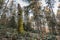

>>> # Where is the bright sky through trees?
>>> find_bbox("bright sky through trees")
[6,0,59,15]
[16,0,59,15]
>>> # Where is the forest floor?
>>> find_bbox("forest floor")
[0,25,59,40]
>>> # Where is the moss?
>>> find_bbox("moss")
[18,4,25,34]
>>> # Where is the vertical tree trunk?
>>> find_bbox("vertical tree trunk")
[18,4,25,34]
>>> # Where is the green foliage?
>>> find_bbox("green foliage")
[0,0,4,9]
[24,22,33,32]
[0,0,3,4]
[7,16,17,28]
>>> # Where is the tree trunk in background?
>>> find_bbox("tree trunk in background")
[18,4,25,34]
[45,0,56,35]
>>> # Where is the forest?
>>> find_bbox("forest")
[0,0,60,40]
